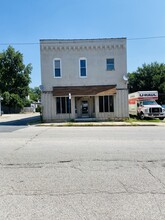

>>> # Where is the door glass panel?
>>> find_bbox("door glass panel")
[82,101,88,115]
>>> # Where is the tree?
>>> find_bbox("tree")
[128,62,165,103]
[29,87,41,102]
[0,46,32,112]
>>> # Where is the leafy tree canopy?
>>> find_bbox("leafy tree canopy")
[0,46,32,111]
[29,87,41,102]
[128,62,165,103]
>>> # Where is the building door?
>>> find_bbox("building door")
[81,101,89,117]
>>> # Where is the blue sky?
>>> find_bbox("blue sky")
[0,0,165,88]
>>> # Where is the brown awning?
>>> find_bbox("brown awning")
[53,85,116,96]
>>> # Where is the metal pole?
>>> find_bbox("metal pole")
[69,99,70,120]
[69,93,71,120]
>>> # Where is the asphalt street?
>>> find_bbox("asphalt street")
[0,117,165,219]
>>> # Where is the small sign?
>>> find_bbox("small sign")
[69,93,71,100]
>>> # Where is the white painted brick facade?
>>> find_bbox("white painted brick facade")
[40,38,128,121]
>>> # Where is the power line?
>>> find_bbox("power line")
[127,36,165,41]
[0,36,165,46]
[0,42,39,46]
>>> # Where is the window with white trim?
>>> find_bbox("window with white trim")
[54,59,61,77]
[106,58,115,71]
[79,58,87,77]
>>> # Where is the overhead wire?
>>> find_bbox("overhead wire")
[0,36,165,46]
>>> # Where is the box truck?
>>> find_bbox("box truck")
[128,91,165,120]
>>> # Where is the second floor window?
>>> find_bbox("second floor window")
[79,58,87,77]
[54,59,61,77]
[106,58,115,71]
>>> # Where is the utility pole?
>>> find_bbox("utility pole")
[69,93,71,120]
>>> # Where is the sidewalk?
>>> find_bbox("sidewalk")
[0,113,165,126]
[38,120,165,127]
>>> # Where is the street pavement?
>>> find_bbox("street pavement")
[0,114,165,219]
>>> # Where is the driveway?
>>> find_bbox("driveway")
[0,113,40,132]
[0,113,40,126]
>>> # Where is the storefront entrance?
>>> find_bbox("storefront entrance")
[81,101,89,117]
[75,96,95,118]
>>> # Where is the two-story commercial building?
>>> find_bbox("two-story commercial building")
[40,38,128,121]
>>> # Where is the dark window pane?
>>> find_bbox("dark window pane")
[99,96,103,112]
[67,97,71,113]
[80,68,86,76]
[55,69,61,77]
[106,59,114,70]
[54,60,61,77]
[80,60,86,68]
[61,97,66,113]
[104,96,109,112]
[56,97,61,114]
[109,96,114,112]
[56,97,72,114]
[80,59,86,77]
[107,59,113,65]
[75,98,77,113]
[55,60,60,68]
[93,97,95,113]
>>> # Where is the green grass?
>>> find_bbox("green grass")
[124,117,162,123]
[28,119,42,125]
[36,117,164,127]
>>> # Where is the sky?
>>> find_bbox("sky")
[0,0,165,88]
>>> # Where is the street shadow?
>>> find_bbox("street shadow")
[0,115,40,126]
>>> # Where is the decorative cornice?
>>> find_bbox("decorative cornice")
[41,44,125,51]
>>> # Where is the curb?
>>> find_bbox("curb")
[36,122,165,127]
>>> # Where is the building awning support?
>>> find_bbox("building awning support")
[53,85,116,97]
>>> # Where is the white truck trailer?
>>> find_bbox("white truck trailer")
[128,91,165,120]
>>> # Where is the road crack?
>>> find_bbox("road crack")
[14,128,50,151]
[143,166,165,189]
[117,179,129,193]
[1,190,165,198]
